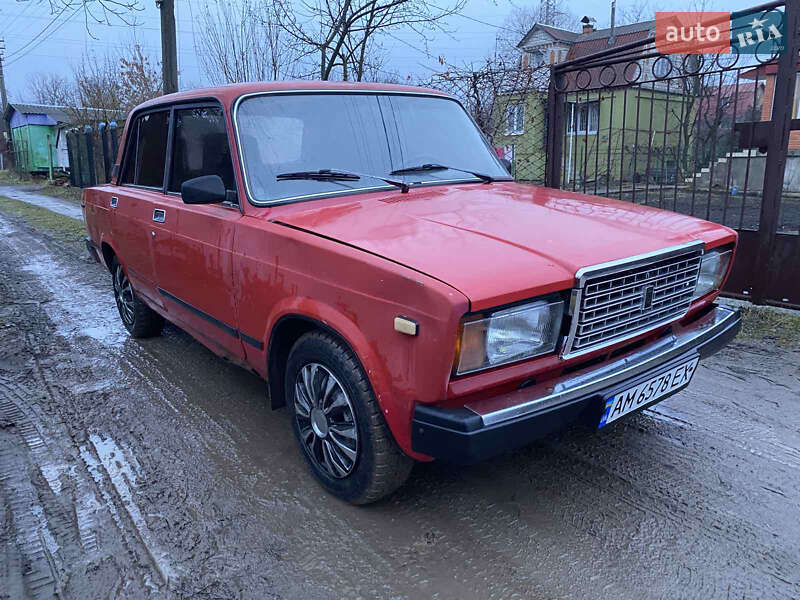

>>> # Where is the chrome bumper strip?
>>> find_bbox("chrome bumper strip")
[466,305,739,427]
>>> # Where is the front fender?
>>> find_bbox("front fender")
[261,297,427,457]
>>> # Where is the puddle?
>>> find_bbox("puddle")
[20,252,127,347]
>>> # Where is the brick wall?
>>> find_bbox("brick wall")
[759,74,800,150]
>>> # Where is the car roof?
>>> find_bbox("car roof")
[132,81,453,114]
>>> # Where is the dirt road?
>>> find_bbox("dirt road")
[1,202,798,599]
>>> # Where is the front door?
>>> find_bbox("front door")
[151,105,244,359]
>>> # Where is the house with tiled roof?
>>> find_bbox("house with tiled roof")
[493,16,693,185]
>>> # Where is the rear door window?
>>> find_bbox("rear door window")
[120,111,169,188]
[135,111,169,188]
[168,107,236,194]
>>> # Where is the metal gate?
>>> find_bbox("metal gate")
[544,0,800,308]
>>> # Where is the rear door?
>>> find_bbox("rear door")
[111,110,170,305]
[151,104,245,359]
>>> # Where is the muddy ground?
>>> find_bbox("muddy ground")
[0,195,799,599]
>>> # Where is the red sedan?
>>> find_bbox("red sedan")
[83,82,741,503]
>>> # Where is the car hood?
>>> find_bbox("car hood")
[272,182,734,310]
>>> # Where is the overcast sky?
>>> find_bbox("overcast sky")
[1,0,768,102]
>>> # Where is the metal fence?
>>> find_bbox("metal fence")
[544,0,799,308]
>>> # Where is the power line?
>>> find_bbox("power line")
[5,5,73,61]
[4,0,40,31]
[428,5,516,33]
[5,10,197,36]
[6,8,82,67]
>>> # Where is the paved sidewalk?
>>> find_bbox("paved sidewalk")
[0,185,83,220]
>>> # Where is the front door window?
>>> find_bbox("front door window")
[168,107,236,199]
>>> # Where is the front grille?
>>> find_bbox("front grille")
[562,243,703,358]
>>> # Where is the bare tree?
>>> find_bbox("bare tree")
[22,0,142,26]
[27,73,74,106]
[616,0,653,26]
[197,0,300,84]
[26,43,161,125]
[276,0,466,81]
[71,51,124,122]
[119,44,162,110]
[425,57,549,139]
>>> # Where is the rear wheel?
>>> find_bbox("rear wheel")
[111,258,164,338]
[286,331,413,504]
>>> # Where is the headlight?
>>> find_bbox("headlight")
[693,247,733,300]
[455,297,564,375]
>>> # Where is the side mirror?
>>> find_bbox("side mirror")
[181,175,226,204]
[500,158,513,174]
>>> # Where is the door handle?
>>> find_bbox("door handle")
[110,196,118,208]
[153,209,166,223]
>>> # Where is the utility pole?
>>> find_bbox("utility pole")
[0,39,10,169]
[156,0,178,94]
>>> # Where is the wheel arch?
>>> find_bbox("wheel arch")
[267,314,373,411]
[100,241,117,273]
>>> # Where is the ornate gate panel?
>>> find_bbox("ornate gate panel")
[545,1,800,307]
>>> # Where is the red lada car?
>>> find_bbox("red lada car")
[83,82,741,504]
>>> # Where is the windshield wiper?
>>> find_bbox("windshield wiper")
[276,169,409,193]
[390,163,494,183]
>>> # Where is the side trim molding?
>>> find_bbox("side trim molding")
[156,287,264,348]
[157,287,244,340]
[241,332,264,350]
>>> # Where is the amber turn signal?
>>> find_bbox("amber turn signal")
[394,316,418,336]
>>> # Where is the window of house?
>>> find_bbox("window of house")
[169,107,236,195]
[505,103,525,135]
[652,56,672,79]
[568,101,600,135]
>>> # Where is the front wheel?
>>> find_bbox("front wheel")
[286,331,413,504]
[111,258,164,338]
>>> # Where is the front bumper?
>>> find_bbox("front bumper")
[412,304,741,463]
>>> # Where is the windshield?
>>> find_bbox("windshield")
[235,92,510,203]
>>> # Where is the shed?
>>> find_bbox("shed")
[4,103,73,173]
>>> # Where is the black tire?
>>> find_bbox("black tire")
[285,331,414,504]
[111,257,164,338]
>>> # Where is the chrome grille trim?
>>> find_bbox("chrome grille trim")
[561,241,704,359]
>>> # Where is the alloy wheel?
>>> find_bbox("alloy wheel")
[294,362,359,478]
[113,264,135,326]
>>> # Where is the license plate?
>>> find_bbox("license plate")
[599,357,700,428]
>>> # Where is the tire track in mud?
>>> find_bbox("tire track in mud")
[0,210,321,598]
[0,216,173,596]
[0,396,60,599]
